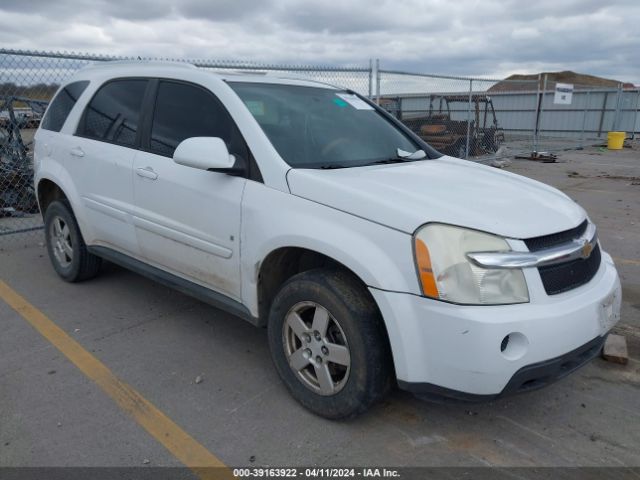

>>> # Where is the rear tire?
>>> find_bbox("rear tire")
[267,268,393,419]
[44,200,102,282]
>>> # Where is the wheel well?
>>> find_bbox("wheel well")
[258,247,373,324]
[258,247,396,380]
[37,179,68,217]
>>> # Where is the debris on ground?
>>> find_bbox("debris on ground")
[194,375,204,384]
[494,145,509,158]
[602,334,628,365]
[598,174,640,182]
[143,459,150,465]
[490,158,512,168]
[249,455,256,463]
[515,151,557,163]
[565,172,640,183]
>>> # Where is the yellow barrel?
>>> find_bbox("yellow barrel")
[607,131,625,150]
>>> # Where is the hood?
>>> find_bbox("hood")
[286,156,585,239]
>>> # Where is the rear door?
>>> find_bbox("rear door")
[132,80,248,300]
[71,79,149,254]
[36,80,90,206]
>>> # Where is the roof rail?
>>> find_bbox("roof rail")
[80,60,197,70]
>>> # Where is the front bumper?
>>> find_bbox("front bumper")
[398,334,606,402]
[370,251,621,397]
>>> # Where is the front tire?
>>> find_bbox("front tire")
[44,200,102,282]
[267,269,393,419]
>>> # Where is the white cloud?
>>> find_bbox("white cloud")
[511,28,539,41]
[0,0,637,83]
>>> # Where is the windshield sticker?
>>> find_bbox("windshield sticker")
[335,93,374,110]
[244,100,265,116]
[333,97,348,108]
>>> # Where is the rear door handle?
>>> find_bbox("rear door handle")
[136,166,158,180]
[70,147,84,157]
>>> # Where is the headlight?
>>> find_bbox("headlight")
[413,224,529,305]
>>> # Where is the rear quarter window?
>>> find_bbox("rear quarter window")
[40,81,89,132]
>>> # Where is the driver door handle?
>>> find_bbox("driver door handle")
[136,166,158,180]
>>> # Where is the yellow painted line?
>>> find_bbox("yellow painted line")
[0,280,232,480]
[613,256,640,266]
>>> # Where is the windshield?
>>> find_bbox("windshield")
[229,82,425,169]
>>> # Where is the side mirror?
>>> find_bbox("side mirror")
[173,137,242,174]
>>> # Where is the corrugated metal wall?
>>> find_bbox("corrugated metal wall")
[398,89,640,140]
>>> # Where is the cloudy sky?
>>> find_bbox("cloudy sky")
[0,0,638,82]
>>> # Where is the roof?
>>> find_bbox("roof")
[69,60,338,89]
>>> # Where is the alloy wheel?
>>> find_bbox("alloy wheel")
[282,301,351,396]
[49,216,73,268]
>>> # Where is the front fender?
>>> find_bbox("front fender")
[240,182,420,317]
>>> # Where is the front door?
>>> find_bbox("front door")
[132,80,248,300]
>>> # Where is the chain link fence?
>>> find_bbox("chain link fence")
[375,70,539,160]
[0,49,373,244]
[535,81,640,153]
[376,70,640,161]
[1,49,639,244]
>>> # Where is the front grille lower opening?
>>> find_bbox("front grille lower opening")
[518,378,547,392]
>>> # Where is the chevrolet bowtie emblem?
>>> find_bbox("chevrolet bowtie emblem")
[581,241,594,259]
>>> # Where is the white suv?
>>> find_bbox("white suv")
[34,62,621,418]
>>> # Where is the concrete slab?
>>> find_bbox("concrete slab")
[602,334,629,364]
[0,302,182,467]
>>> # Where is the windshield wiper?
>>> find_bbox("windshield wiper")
[363,158,410,166]
[319,163,349,169]
[360,148,427,167]
[397,148,427,160]
[319,148,427,169]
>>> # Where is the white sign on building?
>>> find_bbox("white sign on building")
[554,83,574,105]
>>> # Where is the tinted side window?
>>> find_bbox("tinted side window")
[40,81,89,132]
[81,79,147,146]
[150,81,247,159]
